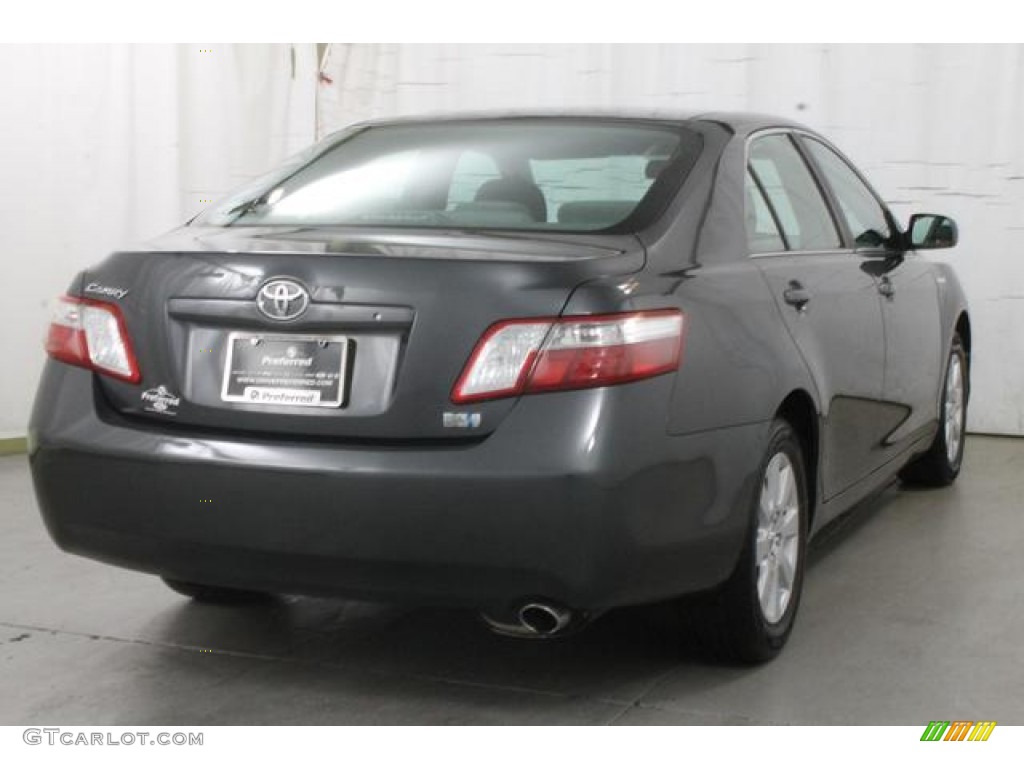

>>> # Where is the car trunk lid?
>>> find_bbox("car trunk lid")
[85,226,644,441]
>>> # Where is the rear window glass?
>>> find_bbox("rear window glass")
[194,120,702,233]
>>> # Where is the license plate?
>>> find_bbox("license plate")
[221,333,349,408]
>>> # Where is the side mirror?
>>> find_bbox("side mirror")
[907,213,958,250]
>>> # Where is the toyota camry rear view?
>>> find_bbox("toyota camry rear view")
[29,114,970,662]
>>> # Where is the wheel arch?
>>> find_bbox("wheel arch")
[776,390,820,530]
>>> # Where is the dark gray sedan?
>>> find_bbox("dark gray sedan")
[29,113,969,662]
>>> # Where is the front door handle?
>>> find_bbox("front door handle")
[783,281,812,310]
[879,276,895,298]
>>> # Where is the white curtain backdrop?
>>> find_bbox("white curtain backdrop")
[0,44,316,436]
[318,43,1024,435]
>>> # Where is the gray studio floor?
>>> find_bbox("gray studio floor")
[1,436,1022,725]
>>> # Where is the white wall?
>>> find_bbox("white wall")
[0,44,316,437]
[318,43,1024,435]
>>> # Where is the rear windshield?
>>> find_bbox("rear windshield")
[194,120,703,233]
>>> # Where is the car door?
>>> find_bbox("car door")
[799,136,944,458]
[746,132,890,502]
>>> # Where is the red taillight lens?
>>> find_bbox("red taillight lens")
[451,310,684,404]
[45,296,141,383]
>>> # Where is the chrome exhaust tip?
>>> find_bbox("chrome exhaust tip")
[480,600,579,638]
[518,602,572,636]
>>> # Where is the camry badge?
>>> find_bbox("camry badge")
[85,282,130,300]
[257,279,310,321]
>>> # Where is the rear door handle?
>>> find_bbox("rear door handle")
[783,281,812,310]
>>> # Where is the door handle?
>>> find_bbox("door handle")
[879,276,895,298]
[783,281,811,310]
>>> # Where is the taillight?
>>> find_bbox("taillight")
[452,310,684,404]
[45,295,141,383]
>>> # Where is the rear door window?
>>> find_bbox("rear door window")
[748,134,841,251]
[745,169,787,253]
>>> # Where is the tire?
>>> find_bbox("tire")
[161,577,270,604]
[676,419,809,664]
[899,333,969,487]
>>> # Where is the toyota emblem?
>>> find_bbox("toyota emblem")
[257,279,310,321]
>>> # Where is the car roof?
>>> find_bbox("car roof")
[347,110,815,137]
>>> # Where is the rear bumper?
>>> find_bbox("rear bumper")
[29,363,768,612]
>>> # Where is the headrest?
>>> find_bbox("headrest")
[474,177,547,222]
[645,159,669,179]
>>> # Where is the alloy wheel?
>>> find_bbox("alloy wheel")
[755,452,801,625]
[944,354,965,465]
